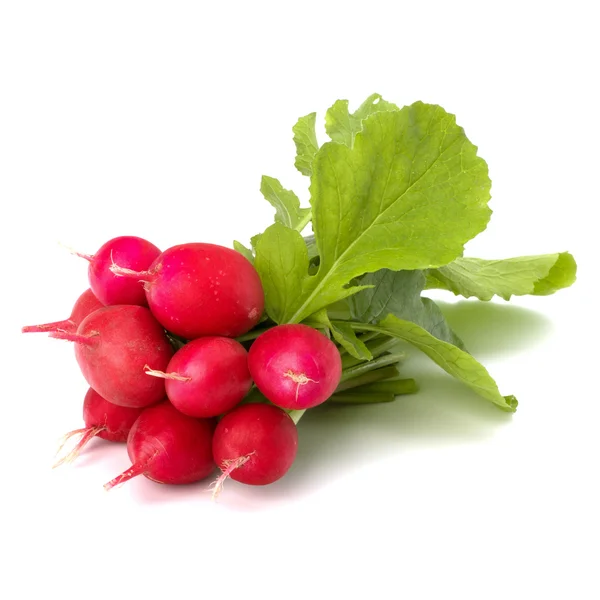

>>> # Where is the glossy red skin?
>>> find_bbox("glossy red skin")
[127,402,215,484]
[164,337,252,418]
[75,305,174,408]
[212,403,298,486]
[82,388,144,442]
[22,288,102,334]
[145,243,264,339]
[89,236,161,306]
[248,324,342,410]
[71,289,104,323]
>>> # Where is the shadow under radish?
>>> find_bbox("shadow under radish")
[115,301,549,509]
[435,298,552,358]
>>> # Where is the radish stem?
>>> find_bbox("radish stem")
[340,352,406,382]
[335,366,400,391]
[329,392,396,405]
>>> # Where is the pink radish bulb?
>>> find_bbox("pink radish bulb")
[77,236,161,306]
[145,336,252,418]
[22,288,102,334]
[211,403,298,496]
[110,243,264,339]
[248,324,342,410]
[104,402,215,490]
[50,305,173,408]
[53,388,144,468]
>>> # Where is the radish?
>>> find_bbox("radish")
[104,402,215,489]
[248,324,342,410]
[22,288,102,334]
[53,388,144,468]
[110,243,264,339]
[75,236,161,306]
[50,305,173,408]
[145,336,252,418]
[211,403,298,496]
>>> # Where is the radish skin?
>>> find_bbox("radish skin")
[211,403,298,495]
[111,243,264,339]
[83,236,161,306]
[104,402,215,489]
[22,289,102,334]
[51,305,173,407]
[146,336,252,418]
[53,388,144,468]
[248,324,342,410]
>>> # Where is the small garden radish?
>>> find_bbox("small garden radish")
[53,388,144,468]
[110,243,264,339]
[75,236,161,306]
[248,324,342,410]
[211,403,298,496]
[145,336,252,418]
[104,402,215,489]
[22,288,103,334]
[50,305,173,407]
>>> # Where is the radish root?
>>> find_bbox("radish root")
[22,319,74,334]
[283,370,319,402]
[103,453,157,491]
[209,452,255,500]
[58,241,94,262]
[143,364,191,382]
[109,252,153,282]
[49,331,100,346]
[52,425,106,469]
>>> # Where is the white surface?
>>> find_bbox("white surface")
[1,2,598,599]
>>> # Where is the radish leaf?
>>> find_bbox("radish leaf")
[348,269,466,349]
[325,93,399,148]
[260,176,311,232]
[293,112,319,176]
[337,315,517,412]
[283,103,492,323]
[254,223,310,324]
[425,253,577,301]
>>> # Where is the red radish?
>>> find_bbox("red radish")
[211,403,298,496]
[22,289,102,334]
[50,305,173,408]
[145,336,252,418]
[110,243,264,339]
[53,388,144,468]
[75,236,161,306]
[104,402,215,490]
[248,324,342,410]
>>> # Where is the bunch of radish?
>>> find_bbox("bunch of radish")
[25,235,407,497]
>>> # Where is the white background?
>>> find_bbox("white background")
[1,2,598,599]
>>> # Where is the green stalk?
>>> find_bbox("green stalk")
[335,366,400,392]
[288,409,305,424]
[341,336,403,369]
[295,211,312,234]
[329,392,395,405]
[235,326,274,343]
[354,378,418,395]
[340,352,406,383]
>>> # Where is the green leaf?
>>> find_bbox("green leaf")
[303,234,319,261]
[284,102,492,324]
[337,315,517,412]
[304,308,371,359]
[293,112,319,176]
[330,320,373,360]
[425,252,577,301]
[260,176,311,232]
[254,223,309,324]
[325,93,399,148]
[233,240,254,263]
[348,269,466,350]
